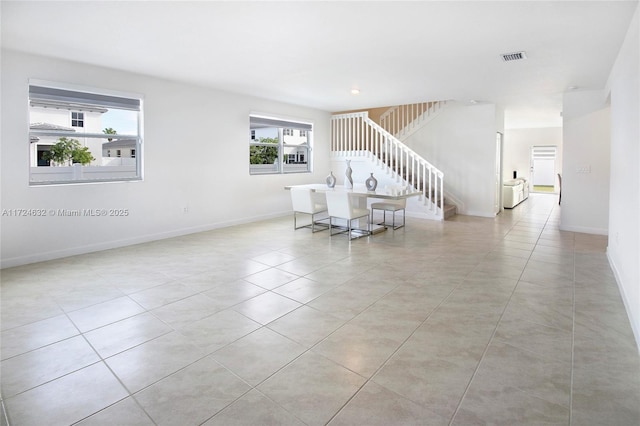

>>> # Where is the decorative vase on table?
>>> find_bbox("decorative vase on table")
[365,173,378,191]
[326,171,336,188]
[344,160,353,189]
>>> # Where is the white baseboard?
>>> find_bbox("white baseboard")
[559,224,609,235]
[607,249,640,353]
[0,211,290,269]
[458,210,496,218]
[404,210,442,221]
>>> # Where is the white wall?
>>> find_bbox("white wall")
[605,6,640,350]
[503,127,563,187]
[403,102,502,217]
[0,50,331,268]
[561,90,611,235]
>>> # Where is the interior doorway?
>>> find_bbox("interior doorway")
[531,146,557,193]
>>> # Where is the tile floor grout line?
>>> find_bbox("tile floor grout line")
[65,284,272,425]
[324,258,483,424]
[1,359,106,401]
[0,332,83,362]
[448,199,553,424]
[200,283,389,426]
[2,302,153,424]
[0,399,9,426]
[199,386,308,426]
[569,221,577,426]
[70,306,159,426]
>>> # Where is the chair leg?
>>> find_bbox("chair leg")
[328,216,372,240]
[392,209,406,230]
[295,212,328,232]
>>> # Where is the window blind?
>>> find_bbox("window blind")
[250,116,312,131]
[29,85,141,111]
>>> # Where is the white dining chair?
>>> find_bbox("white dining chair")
[325,191,370,239]
[370,186,407,229]
[290,187,328,232]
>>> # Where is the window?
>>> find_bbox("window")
[299,130,307,137]
[28,81,143,185]
[71,111,84,127]
[249,115,312,175]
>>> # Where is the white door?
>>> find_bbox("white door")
[531,146,557,191]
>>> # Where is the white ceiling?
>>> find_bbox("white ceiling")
[2,1,638,129]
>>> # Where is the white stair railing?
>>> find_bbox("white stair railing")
[379,100,447,140]
[331,111,444,218]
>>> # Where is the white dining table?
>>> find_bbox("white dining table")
[285,183,421,233]
[284,183,421,200]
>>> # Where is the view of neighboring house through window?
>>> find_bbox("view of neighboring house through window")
[28,81,143,185]
[249,115,312,175]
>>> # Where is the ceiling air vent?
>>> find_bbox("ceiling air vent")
[501,51,527,62]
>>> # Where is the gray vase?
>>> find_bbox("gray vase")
[326,171,336,188]
[365,173,378,191]
[344,160,353,189]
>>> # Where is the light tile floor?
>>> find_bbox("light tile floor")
[1,194,639,425]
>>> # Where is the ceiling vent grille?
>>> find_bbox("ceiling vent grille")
[501,51,527,62]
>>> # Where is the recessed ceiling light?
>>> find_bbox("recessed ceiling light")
[351,88,360,95]
[469,99,478,104]
[567,86,579,91]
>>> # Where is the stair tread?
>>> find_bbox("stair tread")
[443,203,457,220]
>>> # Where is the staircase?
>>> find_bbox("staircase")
[379,153,458,220]
[331,111,457,220]
[379,101,448,140]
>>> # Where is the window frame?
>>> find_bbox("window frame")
[71,111,84,128]
[249,114,312,175]
[28,80,144,186]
